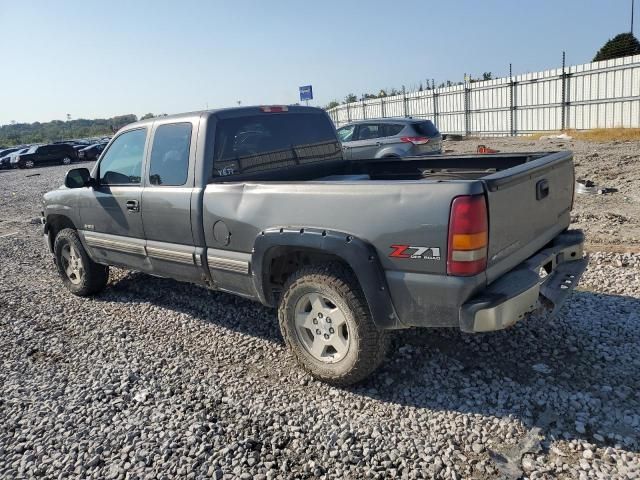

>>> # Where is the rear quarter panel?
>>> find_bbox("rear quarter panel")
[202,180,484,275]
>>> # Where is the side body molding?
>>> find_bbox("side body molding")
[252,228,403,330]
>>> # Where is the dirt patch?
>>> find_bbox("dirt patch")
[446,136,640,248]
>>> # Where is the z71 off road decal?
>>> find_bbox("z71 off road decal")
[389,245,441,260]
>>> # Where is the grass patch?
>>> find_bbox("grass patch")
[526,128,640,142]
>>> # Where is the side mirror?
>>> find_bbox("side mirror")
[65,167,92,189]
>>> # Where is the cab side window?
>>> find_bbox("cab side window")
[148,123,192,186]
[99,129,147,185]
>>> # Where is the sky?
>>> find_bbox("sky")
[0,0,636,125]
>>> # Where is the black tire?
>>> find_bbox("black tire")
[53,228,109,296]
[278,263,388,385]
[61,156,72,166]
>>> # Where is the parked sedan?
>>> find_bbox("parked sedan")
[336,118,442,160]
[11,144,78,169]
[77,143,106,161]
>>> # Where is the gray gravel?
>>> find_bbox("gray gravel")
[0,163,639,479]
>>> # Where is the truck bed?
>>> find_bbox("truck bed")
[209,152,558,183]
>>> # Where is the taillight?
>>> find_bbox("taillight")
[447,195,488,276]
[260,105,289,113]
[400,136,429,145]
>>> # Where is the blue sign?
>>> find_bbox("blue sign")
[299,85,313,101]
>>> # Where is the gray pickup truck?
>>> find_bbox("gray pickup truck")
[42,106,587,385]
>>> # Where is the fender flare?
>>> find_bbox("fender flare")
[252,227,403,330]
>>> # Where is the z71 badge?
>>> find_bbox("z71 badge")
[389,245,441,260]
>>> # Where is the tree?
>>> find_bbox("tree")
[325,101,340,110]
[377,89,388,98]
[482,72,493,80]
[344,93,357,104]
[0,114,139,146]
[593,33,640,62]
[140,113,155,120]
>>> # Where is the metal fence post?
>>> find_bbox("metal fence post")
[561,51,566,131]
[381,97,386,118]
[463,84,471,136]
[346,102,351,122]
[402,87,407,117]
[509,63,516,136]
[432,90,439,128]
[362,98,366,120]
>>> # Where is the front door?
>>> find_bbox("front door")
[77,128,149,270]
[336,124,356,160]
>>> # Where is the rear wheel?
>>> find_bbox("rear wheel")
[54,228,109,296]
[278,263,388,385]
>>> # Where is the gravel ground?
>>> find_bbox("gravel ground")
[0,159,639,479]
[447,136,640,249]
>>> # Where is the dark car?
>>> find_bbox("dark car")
[77,143,106,161]
[0,147,22,169]
[0,147,31,169]
[11,144,78,169]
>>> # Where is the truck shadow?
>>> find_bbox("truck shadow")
[98,272,639,454]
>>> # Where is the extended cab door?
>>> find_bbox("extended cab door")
[77,128,149,270]
[140,118,204,284]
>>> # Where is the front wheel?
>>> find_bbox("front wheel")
[61,156,72,165]
[22,159,35,169]
[278,263,388,385]
[54,228,109,296]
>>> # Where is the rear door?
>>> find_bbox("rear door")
[483,152,575,282]
[77,128,149,270]
[141,118,203,283]
[349,123,382,159]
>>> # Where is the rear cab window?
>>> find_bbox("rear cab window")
[212,113,341,178]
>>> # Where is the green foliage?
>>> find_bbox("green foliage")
[593,33,640,62]
[0,114,137,146]
[140,113,155,120]
[344,93,357,104]
[325,101,340,110]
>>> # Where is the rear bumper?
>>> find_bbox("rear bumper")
[384,229,586,331]
[459,230,586,332]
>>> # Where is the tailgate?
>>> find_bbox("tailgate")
[482,152,575,283]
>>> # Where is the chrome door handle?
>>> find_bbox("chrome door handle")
[126,200,139,212]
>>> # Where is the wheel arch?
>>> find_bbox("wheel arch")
[252,227,403,330]
[44,213,76,252]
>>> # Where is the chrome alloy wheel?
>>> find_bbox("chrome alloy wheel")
[61,243,84,285]
[294,292,350,363]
